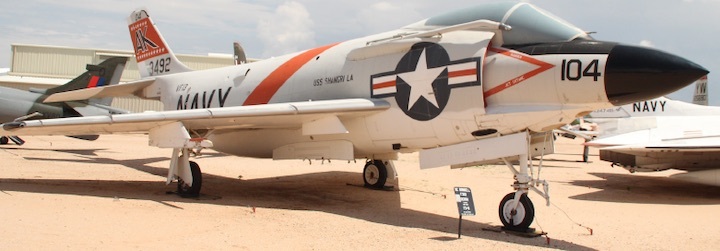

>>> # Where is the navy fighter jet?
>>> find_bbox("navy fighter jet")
[1,3,708,231]
[0,57,129,145]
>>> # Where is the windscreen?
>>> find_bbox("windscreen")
[421,3,591,45]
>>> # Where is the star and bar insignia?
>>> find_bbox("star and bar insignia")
[371,42,482,121]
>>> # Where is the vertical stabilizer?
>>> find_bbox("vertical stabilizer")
[233,41,247,65]
[45,57,128,99]
[692,75,708,106]
[128,8,191,78]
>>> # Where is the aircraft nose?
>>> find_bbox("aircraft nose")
[604,44,708,105]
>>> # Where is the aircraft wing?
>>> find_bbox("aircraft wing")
[588,130,720,171]
[597,144,720,172]
[1,98,390,137]
[586,128,720,148]
[601,144,720,154]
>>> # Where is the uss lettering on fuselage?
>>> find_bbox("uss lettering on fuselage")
[313,74,354,87]
[370,42,481,121]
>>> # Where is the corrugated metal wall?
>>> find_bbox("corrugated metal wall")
[12,45,97,78]
[5,44,238,112]
[11,44,235,80]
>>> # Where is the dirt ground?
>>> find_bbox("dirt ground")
[1,134,719,250]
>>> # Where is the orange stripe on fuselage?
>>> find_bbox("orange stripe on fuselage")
[483,47,554,98]
[373,80,396,89]
[243,43,340,105]
[448,69,476,78]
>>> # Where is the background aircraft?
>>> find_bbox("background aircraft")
[557,77,711,161]
[584,77,720,186]
[0,3,707,231]
[0,57,129,145]
[692,75,708,106]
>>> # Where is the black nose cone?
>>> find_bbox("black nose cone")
[605,44,708,105]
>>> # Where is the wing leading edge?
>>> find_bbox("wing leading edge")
[1,99,390,137]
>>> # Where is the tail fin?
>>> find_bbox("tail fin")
[692,75,708,106]
[45,57,128,96]
[128,8,191,78]
[233,41,247,65]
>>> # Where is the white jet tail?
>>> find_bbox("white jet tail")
[692,75,708,106]
[128,8,191,78]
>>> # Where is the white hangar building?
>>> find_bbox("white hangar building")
[0,44,239,112]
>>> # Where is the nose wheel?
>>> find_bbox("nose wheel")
[499,192,535,230]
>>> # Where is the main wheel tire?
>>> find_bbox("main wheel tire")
[177,161,202,197]
[498,192,535,230]
[0,136,8,145]
[363,160,388,189]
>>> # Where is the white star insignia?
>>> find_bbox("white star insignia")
[396,48,446,110]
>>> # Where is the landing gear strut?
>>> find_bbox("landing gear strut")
[168,147,206,198]
[149,122,211,198]
[499,147,549,231]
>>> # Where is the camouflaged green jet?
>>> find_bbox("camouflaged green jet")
[0,57,129,145]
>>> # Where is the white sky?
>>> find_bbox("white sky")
[0,0,718,104]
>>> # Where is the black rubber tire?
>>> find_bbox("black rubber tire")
[0,136,8,145]
[363,160,388,189]
[177,161,202,197]
[498,192,535,230]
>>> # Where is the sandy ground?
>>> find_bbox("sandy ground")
[1,134,719,250]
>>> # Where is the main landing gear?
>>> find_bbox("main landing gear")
[0,136,8,145]
[363,160,387,188]
[362,159,397,190]
[176,161,202,197]
[168,147,207,198]
[149,122,210,198]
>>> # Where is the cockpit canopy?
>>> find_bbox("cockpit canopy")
[407,2,592,46]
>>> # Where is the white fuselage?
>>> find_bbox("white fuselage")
[147,30,613,158]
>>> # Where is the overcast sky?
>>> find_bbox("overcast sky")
[0,0,717,104]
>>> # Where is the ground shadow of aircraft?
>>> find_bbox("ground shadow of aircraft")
[0,153,593,250]
[568,172,720,205]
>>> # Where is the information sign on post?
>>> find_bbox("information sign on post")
[454,187,476,216]
[454,187,476,238]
